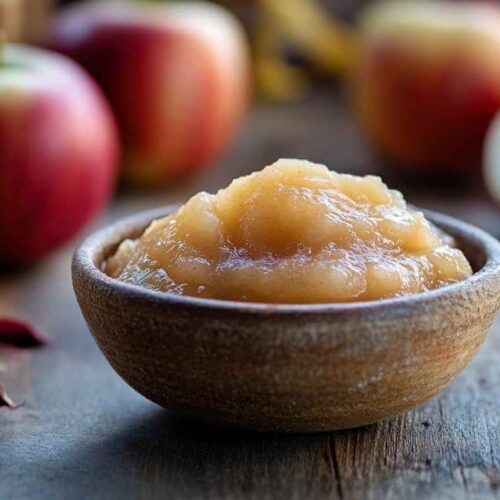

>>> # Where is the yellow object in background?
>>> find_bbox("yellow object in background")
[253,0,357,100]
[0,0,54,43]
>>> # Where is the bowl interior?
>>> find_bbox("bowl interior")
[440,224,487,273]
[79,205,500,312]
[95,208,491,273]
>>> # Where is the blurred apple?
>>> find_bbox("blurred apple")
[48,0,250,186]
[352,1,500,173]
[0,44,118,265]
[484,112,500,204]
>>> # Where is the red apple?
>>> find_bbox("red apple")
[352,1,500,172]
[48,0,250,186]
[0,44,119,265]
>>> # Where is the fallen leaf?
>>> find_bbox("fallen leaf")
[0,383,21,409]
[0,317,51,348]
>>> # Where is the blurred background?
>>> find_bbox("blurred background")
[0,0,499,270]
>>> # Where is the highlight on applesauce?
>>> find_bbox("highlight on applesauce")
[106,159,472,303]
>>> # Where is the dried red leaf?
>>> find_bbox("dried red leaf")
[0,317,51,348]
[0,383,20,409]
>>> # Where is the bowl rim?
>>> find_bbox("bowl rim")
[73,205,500,315]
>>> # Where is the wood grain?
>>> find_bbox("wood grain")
[0,90,499,499]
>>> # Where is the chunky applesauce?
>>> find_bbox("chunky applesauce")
[107,159,472,303]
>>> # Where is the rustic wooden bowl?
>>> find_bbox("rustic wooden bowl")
[72,206,500,432]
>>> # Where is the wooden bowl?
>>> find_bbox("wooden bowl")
[72,207,500,432]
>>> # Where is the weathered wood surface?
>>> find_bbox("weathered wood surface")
[1,91,499,499]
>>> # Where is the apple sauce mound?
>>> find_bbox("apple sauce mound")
[107,159,472,303]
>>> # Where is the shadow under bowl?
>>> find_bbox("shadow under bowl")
[72,206,500,432]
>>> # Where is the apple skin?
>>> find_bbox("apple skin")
[0,45,119,265]
[352,1,500,172]
[48,1,250,186]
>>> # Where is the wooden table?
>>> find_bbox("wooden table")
[1,91,499,500]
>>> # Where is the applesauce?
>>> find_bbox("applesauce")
[107,159,472,303]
